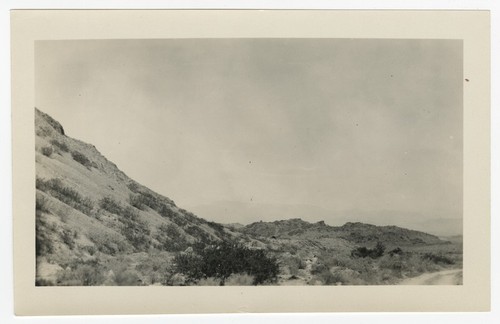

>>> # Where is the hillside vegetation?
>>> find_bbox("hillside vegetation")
[34,108,462,286]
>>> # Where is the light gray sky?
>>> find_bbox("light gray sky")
[35,39,462,228]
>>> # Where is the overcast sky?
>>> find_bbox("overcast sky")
[35,39,462,226]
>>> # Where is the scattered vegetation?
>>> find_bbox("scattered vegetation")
[99,197,151,251]
[36,178,94,215]
[155,223,189,252]
[35,214,56,257]
[56,259,106,286]
[87,231,128,256]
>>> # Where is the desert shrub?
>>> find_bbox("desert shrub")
[155,224,189,252]
[388,247,403,256]
[50,139,69,152]
[207,221,224,233]
[36,177,94,215]
[311,262,329,275]
[225,273,255,286]
[36,192,50,213]
[128,189,177,219]
[87,231,129,255]
[56,259,105,286]
[35,215,57,256]
[129,193,146,210]
[422,253,455,265]
[135,252,173,285]
[184,225,212,244]
[313,269,345,285]
[351,242,385,259]
[121,217,151,251]
[178,209,199,223]
[82,245,97,256]
[174,252,204,282]
[60,228,76,250]
[36,126,53,137]
[71,150,92,168]
[127,182,140,193]
[174,242,279,285]
[113,269,142,286]
[41,146,53,157]
[99,196,123,215]
[158,204,176,218]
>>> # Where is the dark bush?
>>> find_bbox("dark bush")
[36,216,57,256]
[388,247,403,256]
[129,193,146,210]
[50,139,69,152]
[71,150,92,168]
[174,242,279,285]
[56,259,105,286]
[422,253,455,265]
[121,217,151,251]
[207,221,225,234]
[155,224,189,252]
[351,242,386,259]
[60,229,76,250]
[184,225,212,244]
[41,146,53,157]
[99,197,122,215]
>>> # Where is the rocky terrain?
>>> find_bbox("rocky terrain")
[35,108,462,286]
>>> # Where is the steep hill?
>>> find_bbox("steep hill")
[35,108,245,285]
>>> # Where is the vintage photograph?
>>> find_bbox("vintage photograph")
[34,38,463,287]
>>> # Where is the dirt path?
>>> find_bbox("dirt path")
[399,269,462,285]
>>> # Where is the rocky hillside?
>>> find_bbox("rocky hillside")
[241,219,445,247]
[35,108,245,285]
[35,108,459,286]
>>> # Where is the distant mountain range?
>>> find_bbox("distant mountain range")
[189,201,462,237]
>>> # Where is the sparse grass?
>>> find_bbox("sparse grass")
[87,231,129,256]
[36,177,94,215]
[35,215,57,257]
[56,259,105,286]
[36,126,52,137]
[99,197,151,251]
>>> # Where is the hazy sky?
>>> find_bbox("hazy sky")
[35,39,462,225]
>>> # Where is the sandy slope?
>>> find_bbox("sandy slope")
[398,269,463,285]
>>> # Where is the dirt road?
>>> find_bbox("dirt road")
[399,269,463,285]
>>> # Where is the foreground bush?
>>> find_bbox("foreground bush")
[174,242,279,285]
